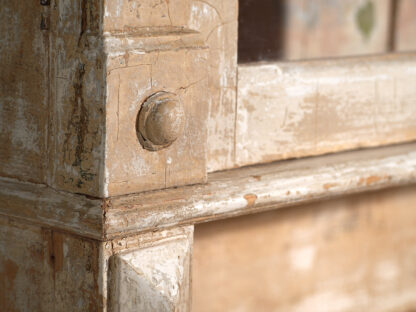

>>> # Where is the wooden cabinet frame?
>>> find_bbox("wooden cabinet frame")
[1,0,416,310]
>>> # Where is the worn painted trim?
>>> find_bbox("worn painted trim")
[108,226,193,312]
[0,177,103,240]
[236,53,416,167]
[1,143,416,240]
[105,142,416,238]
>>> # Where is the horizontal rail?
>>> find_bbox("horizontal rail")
[1,142,416,239]
[236,53,416,167]
[106,142,416,238]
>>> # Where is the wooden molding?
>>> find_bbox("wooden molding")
[1,142,416,240]
[106,142,416,238]
[1,0,214,198]
[108,226,193,312]
[236,53,416,168]
[0,177,104,240]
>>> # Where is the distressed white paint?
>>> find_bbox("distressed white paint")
[109,227,193,312]
[0,176,103,240]
[106,142,416,238]
[236,54,416,167]
[2,143,416,240]
[187,0,238,172]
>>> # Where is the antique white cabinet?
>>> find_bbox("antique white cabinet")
[1,0,416,311]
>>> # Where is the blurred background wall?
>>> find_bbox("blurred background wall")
[193,186,416,311]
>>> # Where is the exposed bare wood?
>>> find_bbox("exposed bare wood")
[0,0,49,183]
[236,53,416,167]
[0,218,104,311]
[0,217,54,311]
[1,143,416,240]
[55,0,211,197]
[102,0,192,31]
[47,0,105,196]
[0,177,103,240]
[0,217,192,311]
[1,0,215,198]
[187,0,239,172]
[105,142,416,238]
[104,34,209,197]
[2,1,416,310]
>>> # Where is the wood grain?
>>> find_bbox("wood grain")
[108,226,193,312]
[0,0,49,183]
[105,142,416,238]
[1,142,416,240]
[1,143,416,240]
[0,217,192,311]
[187,0,239,172]
[236,53,416,167]
[0,177,103,240]
[48,0,105,196]
[0,0,216,197]
[0,218,104,311]
[104,34,209,196]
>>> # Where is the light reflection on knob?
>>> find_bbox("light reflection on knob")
[137,92,185,151]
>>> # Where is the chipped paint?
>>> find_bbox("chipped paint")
[109,227,193,311]
[236,55,416,167]
[8,143,416,241]
[244,194,257,207]
[104,143,416,237]
[0,218,104,311]
[188,0,238,172]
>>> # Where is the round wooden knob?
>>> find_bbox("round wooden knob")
[137,92,185,151]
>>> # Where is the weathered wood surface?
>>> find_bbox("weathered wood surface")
[0,0,49,183]
[109,226,193,312]
[396,0,416,51]
[1,143,416,240]
[236,53,416,167]
[193,185,416,311]
[4,0,414,194]
[190,0,238,172]
[0,0,107,196]
[0,217,104,311]
[0,0,241,196]
[47,0,105,196]
[103,0,239,174]
[55,0,212,197]
[0,177,103,240]
[1,0,225,197]
[4,184,416,311]
[239,0,391,62]
[0,217,192,311]
[105,142,416,238]
[104,36,209,196]
[4,1,416,311]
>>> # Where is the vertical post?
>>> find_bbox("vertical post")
[108,226,194,312]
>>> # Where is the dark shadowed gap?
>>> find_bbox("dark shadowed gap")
[238,0,286,63]
[388,0,399,51]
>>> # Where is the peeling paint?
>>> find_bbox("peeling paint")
[244,193,257,207]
